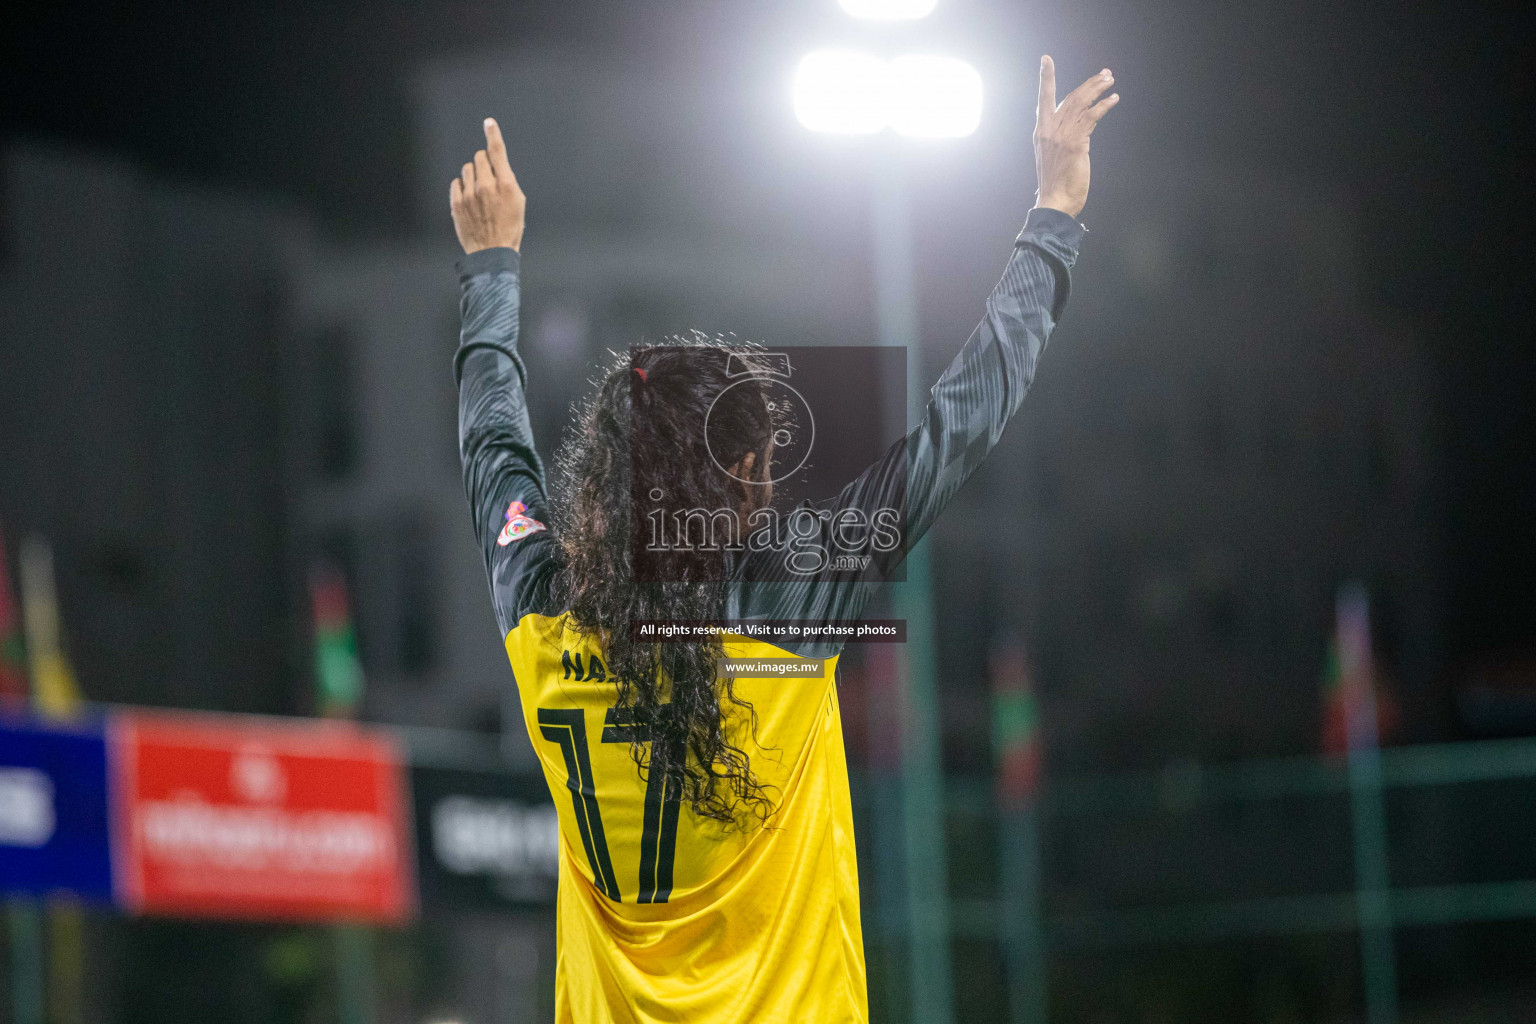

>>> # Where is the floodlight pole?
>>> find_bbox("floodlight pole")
[336,925,378,1024]
[871,145,955,1024]
[1340,583,1398,1024]
[8,901,43,1024]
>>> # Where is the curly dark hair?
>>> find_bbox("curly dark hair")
[549,337,784,827]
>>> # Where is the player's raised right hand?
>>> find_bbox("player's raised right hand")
[451,118,526,254]
[1032,56,1119,220]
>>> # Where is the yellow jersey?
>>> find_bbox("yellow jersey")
[505,615,866,1023]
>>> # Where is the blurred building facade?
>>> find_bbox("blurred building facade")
[0,144,300,717]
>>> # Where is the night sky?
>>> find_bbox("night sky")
[6,0,1533,671]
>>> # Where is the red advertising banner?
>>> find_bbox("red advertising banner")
[111,710,413,923]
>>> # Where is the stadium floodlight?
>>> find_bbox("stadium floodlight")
[838,0,938,19]
[794,51,983,138]
[793,51,889,135]
[886,55,983,138]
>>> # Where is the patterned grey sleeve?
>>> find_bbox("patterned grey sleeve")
[456,246,559,636]
[904,206,1081,545]
[727,207,1084,654]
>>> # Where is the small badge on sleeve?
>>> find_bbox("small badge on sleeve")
[497,500,547,546]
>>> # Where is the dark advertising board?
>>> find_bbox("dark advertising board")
[411,764,558,910]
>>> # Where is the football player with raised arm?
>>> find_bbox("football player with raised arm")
[449,55,1118,1024]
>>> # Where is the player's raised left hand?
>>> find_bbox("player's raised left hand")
[1032,57,1119,219]
[451,117,526,254]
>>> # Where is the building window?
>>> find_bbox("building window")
[1260,411,1290,477]
[1139,415,1171,474]
[1199,393,1227,477]
[313,323,360,480]
[1366,421,1394,500]
[391,513,439,677]
[1031,448,1062,514]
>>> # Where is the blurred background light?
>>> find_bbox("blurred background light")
[793,50,889,135]
[887,55,983,138]
[794,51,982,138]
[837,0,938,20]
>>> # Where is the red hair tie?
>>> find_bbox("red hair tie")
[633,367,648,383]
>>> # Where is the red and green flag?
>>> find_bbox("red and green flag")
[1320,637,1349,756]
[1321,583,1397,756]
[310,561,364,718]
[991,640,1042,807]
[0,525,27,704]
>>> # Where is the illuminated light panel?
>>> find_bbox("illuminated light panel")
[838,0,938,19]
[794,51,983,138]
[793,51,889,135]
[887,55,983,138]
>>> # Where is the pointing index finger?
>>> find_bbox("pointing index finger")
[484,117,514,181]
[1037,55,1056,124]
